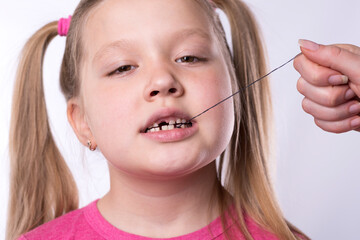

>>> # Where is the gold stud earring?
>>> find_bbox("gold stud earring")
[87,140,96,151]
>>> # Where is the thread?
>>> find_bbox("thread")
[144,54,300,132]
[187,53,301,123]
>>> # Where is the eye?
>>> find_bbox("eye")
[176,56,201,63]
[109,65,136,76]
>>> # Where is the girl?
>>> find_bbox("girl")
[6,0,359,239]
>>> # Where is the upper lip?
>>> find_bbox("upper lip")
[140,107,194,133]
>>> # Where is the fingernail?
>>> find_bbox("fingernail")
[345,89,356,100]
[350,118,360,128]
[328,75,349,85]
[349,103,360,114]
[298,39,320,51]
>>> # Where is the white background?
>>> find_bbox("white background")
[0,1,359,239]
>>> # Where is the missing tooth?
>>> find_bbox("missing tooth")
[146,121,192,132]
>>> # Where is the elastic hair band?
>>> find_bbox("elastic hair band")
[58,15,72,37]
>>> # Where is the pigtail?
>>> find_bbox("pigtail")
[6,22,78,240]
[208,0,309,239]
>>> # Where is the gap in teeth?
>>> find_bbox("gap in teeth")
[146,118,192,133]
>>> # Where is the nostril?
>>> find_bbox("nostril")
[150,91,159,97]
[169,88,177,94]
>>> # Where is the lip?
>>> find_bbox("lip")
[140,107,198,143]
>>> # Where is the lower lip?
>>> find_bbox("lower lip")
[140,122,198,143]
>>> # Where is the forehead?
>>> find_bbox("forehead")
[83,0,213,62]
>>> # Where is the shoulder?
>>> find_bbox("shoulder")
[244,216,279,240]
[19,200,102,240]
[209,205,280,240]
[219,216,279,240]
[224,205,280,240]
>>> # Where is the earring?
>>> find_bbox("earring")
[87,140,96,151]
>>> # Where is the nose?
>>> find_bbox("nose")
[143,64,184,102]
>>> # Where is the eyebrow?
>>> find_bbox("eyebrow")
[172,28,211,43]
[92,28,212,65]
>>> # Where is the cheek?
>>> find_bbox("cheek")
[85,84,139,149]
[191,65,235,157]
[192,60,233,107]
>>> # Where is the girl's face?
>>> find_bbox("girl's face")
[77,0,234,179]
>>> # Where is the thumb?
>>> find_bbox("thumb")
[298,39,360,84]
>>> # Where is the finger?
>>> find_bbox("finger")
[293,54,344,86]
[314,115,360,134]
[335,44,360,56]
[302,98,360,121]
[297,77,356,107]
[298,40,360,83]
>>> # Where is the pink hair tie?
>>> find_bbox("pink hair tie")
[58,15,72,37]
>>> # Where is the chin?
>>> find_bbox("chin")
[138,150,211,179]
[146,158,199,177]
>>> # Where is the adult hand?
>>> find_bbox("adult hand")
[293,39,360,133]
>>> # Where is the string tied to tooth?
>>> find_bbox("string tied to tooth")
[185,53,301,124]
[144,54,299,132]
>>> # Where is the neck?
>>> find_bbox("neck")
[97,161,224,238]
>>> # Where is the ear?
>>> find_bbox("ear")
[67,98,97,149]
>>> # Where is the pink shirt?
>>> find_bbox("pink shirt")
[19,199,279,240]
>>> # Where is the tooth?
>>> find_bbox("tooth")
[169,120,175,125]
[154,127,160,132]
[161,125,168,131]
[153,123,159,128]
[168,125,174,130]
[150,128,155,132]
[181,124,185,129]
[181,119,186,123]
[176,119,181,124]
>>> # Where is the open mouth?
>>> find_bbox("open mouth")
[144,118,193,133]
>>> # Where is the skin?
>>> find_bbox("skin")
[67,0,234,237]
[294,40,360,133]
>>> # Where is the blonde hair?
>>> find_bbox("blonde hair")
[7,0,309,240]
